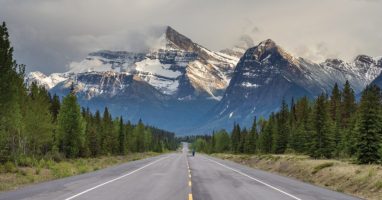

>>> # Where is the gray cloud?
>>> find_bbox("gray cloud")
[1,0,381,74]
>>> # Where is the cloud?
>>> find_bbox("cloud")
[1,0,381,74]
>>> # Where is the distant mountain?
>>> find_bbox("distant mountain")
[26,26,240,133]
[200,39,382,132]
[27,28,382,134]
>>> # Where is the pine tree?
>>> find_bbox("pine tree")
[132,119,145,152]
[125,120,133,152]
[309,93,334,158]
[239,128,247,153]
[330,83,342,156]
[258,114,274,153]
[244,117,257,154]
[101,107,113,154]
[273,99,289,154]
[231,123,241,153]
[355,85,382,164]
[341,80,357,156]
[118,116,126,155]
[57,91,85,158]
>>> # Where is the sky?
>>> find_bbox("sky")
[1,0,381,74]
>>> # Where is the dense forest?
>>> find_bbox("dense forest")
[0,22,178,164]
[193,81,382,164]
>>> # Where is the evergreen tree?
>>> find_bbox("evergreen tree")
[239,128,247,153]
[101,107,113,154]
[290,97,311,153]
[231,123,241,153]
[355,85,382,164]
[88,110,101,156]
[50,94,60,123]
[330,83,342,156]
[341,80,357,156]
[309,93,334,158]
[118,117,126,155]
[273,99,289,154]
[57,91,85,158]
[244,117,257,154]
[258,114,275,153]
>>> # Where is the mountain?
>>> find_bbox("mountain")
[201,39,382,132]
[27,28,382,134]
[26,26,240,133]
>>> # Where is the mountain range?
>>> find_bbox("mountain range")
[26,26,382,134]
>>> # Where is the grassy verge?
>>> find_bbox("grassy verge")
[0,152,160,192]
[212,153,382,200]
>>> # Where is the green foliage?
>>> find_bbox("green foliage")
[199,81,379,165]
[213,130,231,152]
[273,99,289,154]
[57,92,86,158]
[356,85,382,164]
[308,93,334,158]
[231,123,241,153]
[0,21,177,165]
[193,138,209,153]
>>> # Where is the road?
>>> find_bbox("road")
[0,143,360,200]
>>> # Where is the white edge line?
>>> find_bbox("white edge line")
[64,155,169,200]
[205,157,302,200]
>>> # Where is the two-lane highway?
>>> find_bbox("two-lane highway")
[0,143,360,200]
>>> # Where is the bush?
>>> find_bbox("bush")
[51,163,74,178]
[18,156,34,167]
[4,161,17,173]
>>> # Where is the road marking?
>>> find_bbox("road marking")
[205,157,302,200]
[64,156,169,200]
[186,153,193,200]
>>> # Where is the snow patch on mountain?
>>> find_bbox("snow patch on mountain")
[25,71,68,89]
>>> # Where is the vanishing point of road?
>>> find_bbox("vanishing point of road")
[0,143,360,200]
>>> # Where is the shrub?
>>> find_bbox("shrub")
[4,161,17,173]
[51,163,74,178]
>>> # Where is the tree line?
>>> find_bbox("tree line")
[193,81,382,164]
[0,22,177,164]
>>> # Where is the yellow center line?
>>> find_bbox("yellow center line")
[188,180,192,187]
[188,193,193,200]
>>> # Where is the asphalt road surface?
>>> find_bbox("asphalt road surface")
[0,143,360,200]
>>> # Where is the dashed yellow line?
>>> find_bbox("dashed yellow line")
[186,155,193,200]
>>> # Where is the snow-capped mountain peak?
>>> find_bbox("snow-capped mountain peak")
[29,26,240,101]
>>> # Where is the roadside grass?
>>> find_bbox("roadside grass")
[212,153,382,200]
[0,152,160,192]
